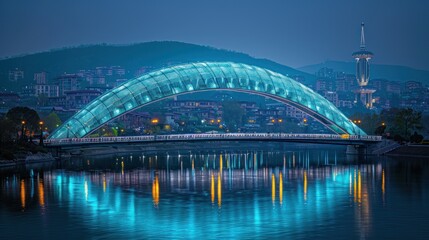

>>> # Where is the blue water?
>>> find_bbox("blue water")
[1,147,429,239]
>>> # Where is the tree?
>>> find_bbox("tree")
[222,101,245,131]
[5,106,41,132]
[0,118,16,143]
[43,112,62,133]
[349,112,381,134]
[410,132,424,143]
[374,125,386,136]
[393,108,422,140]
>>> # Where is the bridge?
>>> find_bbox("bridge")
[49,62,368,141]
[45,133,382,147]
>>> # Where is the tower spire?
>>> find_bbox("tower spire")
[353,22,375,109]
[360,22,366,50]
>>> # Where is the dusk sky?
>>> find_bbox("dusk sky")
[1,0,428,70]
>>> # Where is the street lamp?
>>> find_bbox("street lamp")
[39,121,44,146]
[21,120,26,142]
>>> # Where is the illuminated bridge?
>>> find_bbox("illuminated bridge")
[49,62,368,140]
[45,133,381,147]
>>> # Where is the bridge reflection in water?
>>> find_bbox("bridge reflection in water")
[0,148,398,239]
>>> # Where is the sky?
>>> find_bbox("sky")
[0,0,428,70]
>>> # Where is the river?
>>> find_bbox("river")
[1,144,428,239]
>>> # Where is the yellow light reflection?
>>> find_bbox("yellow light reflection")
[38,179,45,207]
[354,169,372,238]
[271,173,276,205]
[192,159,195,171]
[103,175,106,193]
[121,161,124,175]
[219,154,223,172]
[211,173,215,204]
[382,169,385,203]
[358,170,362,204]
[217,173,222,208]
[279,172,283,205]
[20,180,26,209]
[152,175,159,206]
[303,171,307,201]
[381,169,386,204]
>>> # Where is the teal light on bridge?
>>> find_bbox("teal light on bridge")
[49,62,366,139]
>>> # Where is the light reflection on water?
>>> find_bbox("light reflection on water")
[1,148,429,239]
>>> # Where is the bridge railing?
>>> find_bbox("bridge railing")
[44,133,382,146]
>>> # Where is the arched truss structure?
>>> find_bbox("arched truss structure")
[49,62,366,139]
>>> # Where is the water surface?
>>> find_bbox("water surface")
[1,146,428,239]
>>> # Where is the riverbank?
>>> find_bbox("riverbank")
[0,143,55,168]
[387,144,429,158]
[0,152,56,168]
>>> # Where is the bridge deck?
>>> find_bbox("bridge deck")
[45,133,382,147]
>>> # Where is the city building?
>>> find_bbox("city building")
[48,96,66,108]
[135,66,155,77]
[87,75,106,86]
[55,74,84,96]
[386,81,401,95]
[405,81,423,91]
[368,78,384,92]
[165,100,222,121]
[266,102,309,120]
[315,78,333,92]
[316,67,335,79]
[65,90,102,109]
[34,84,59,98]
[85,85,113,93]
[33,72,59,97]
[8,68,24,82]
[115,79,128,87]
[335,74,355,92]
[338,99,354,109]
[34,72,47,84]
[324,91,339,107]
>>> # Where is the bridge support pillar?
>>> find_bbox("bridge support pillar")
[346,145,367,155]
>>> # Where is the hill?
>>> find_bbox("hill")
[298,60,429,83]
[0,41,315,91]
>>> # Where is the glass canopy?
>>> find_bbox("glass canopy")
[49,62,366,139]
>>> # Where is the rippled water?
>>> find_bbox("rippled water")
[1,146,429,239]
